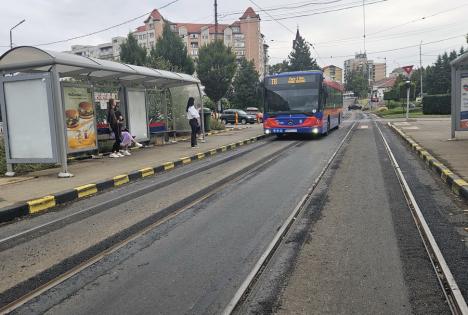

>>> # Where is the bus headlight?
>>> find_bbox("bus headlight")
[312,128,319,134]
[265,129,271,134]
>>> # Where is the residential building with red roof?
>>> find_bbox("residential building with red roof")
[130,7,267,78]
[67,7,268,78]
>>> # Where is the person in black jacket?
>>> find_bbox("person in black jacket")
[107,99,123,158]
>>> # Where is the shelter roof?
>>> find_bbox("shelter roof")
[0,46,199,88]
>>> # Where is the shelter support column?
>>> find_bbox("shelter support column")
[51,65,73,178]
[197,84,205,142]
[450,68,457,139]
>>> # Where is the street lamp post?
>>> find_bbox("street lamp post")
[10,19,26,49]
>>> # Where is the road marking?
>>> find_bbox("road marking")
[402,126,419,130]
[359,125,368,129]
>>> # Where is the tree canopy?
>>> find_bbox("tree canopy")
[197,40,237,105]
[230,58,260,109]
[153,23,195,74]
[120,33,147,66]
[345,70,368,98]
[288,30,320,71]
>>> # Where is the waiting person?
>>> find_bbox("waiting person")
[107,98,123,158]
[120,128,143,156]
[186,97,200,148]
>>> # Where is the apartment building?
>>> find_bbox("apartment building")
[66,8,267,77]
[323,65,343,83]
[131,7,267,78]
[68,37,126,61]
[344,53,386,84]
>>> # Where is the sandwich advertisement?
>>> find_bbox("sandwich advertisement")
[62,85,97,152]
[460,76,468,129]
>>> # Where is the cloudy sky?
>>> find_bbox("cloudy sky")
[0,0,466,73]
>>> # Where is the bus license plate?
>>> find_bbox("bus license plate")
[284,129,297,133]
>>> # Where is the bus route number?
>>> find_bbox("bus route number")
[271,78,278,85]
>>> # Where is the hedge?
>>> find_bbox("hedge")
[422,94,451,114]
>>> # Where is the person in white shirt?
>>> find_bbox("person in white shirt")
[186,97,200,148]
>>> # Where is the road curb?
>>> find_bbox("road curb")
[388,123,468,203]
[0,134,268,223]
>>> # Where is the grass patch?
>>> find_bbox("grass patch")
[0,138,56,176]
[375,107,450,119]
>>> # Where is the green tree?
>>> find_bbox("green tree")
[147,47,173,71]
[288,30,320,71]
[153,24,194,74]
[197,40,237,108]
[345,70,368,98]
[120,33,147,66]
[269,60,289,74]
[230,58,260,109]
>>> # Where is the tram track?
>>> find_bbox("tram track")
[375,121,468,315]
[0,138,306,313]
[0,138,274,252]
[224,114,467,315]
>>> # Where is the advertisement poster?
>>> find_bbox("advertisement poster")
[460,76,468,129]
[63,86,97,152]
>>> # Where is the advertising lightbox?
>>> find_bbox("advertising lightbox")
[62,84,98,153]
[126,89,149,141]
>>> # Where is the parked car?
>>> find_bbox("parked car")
[348,104,362,110]
[245,107,263,123]
[220,109,256,124]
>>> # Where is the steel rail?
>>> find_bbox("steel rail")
[0,139,272,251]
[222,118,358,315]
[375,121,468,315]
[0,139,304,314]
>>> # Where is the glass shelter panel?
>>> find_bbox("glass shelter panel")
[3,78,55,160]
[169,84,201,131]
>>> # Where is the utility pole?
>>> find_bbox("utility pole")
[214,0,218,41]
[420,41,423,100]
[362,0,366,53]
[10,19,26,49]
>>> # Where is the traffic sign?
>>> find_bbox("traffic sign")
[403,65,414,75]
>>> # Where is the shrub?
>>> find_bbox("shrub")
[376,106,388,112]
[422,94,451,114]
[210,118,225,130]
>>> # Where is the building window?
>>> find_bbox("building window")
[232,27,240,33]
[150,32,154,38]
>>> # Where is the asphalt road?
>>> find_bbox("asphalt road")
[3,111,466,315]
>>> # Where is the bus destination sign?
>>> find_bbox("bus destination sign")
[268,75,316,86]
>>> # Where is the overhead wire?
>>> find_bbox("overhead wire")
[24,0,181,47]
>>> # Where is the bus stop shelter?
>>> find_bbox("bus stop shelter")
[451,51,468,138]
[0,46,203,177]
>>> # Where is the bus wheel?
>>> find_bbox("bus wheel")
[325,117,330,135]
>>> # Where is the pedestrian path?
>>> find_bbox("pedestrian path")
[0,125,264,209]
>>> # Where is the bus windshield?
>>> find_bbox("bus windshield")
[264,85,319,114]
[264,74,321,114]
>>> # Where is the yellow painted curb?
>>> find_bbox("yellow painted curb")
[197,153,205,160]
[163,162,175,171]
[75,184,98,198]
[230,143,237,149]
[28,196,56,214]
[209,149,217,156]
[114,175,129,186]
[454,179,468,187]
[221,146,227,152]
[180,157,191,165]
[140,167,155,177]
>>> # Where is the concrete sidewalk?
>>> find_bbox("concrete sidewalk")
[387,118,468,201]
[0,124,264,210]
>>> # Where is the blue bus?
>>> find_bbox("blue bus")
[263,70,343,136]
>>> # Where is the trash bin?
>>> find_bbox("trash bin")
[202,107,211,132]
